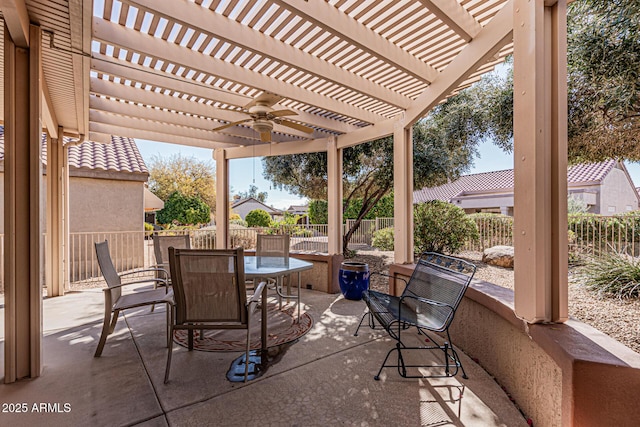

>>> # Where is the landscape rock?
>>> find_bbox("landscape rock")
[482,246,514,269]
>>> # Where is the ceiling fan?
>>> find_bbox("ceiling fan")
[212,92,314,142]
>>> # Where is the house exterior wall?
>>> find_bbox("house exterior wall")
[69,177,145,280]
[232,201,278,220]
[599,167,639,214]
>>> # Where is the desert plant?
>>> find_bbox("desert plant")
[573,251,640,298]
[144,222,154,238]
[414,201,479,254]
[245,209,272,227]
[372,227,394,251]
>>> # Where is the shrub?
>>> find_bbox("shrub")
[372,227,394,251]
[573,251,640,298]
[413,200,479,254]
[309,200,328,224]
[245,209,272,227]
[157,192,210,225]
[230,218,248,227]
[144,222,154,238]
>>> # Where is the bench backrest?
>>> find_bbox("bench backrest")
[401,252,476,332]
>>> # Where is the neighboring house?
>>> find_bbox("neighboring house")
[0,127,150,280]
[286,204,309,224]
[231,197,283,220]
[414,160,640,215]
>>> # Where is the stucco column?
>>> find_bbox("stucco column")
[214,148,229,249]
[327,136,343,255]
[4,24,44,383]
[393,119,414,264]
[45,128,65,297]
[513,0,568,323]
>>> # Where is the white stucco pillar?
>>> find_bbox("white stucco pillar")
[4,24,44,382]
[327,136,343,255]
[393,119,414,264]
[214,148,229,249]
[513,0,568,323]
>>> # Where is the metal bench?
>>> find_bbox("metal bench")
[354,252,476,380]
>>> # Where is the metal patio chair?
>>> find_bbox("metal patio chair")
[94,240,174,357]
[256,234,299,316]
[165,247,265,383]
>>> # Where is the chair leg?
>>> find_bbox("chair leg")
[188,329,194,351]
[374,345,399,381]
[244,327,251,382]
[108,310,120,334]
[164,325,175,384]
[94,310,115,357]
[354,311,374,336]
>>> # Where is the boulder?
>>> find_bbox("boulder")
[482,245,514,269]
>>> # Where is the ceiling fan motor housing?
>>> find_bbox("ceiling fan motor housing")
[252,119,273,134]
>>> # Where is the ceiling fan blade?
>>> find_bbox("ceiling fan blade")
[260,131,272,143]
[269,109,297,117]
[212,119,251,131]
[278,119,314,134]
[245,92,284,109]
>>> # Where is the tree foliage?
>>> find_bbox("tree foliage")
[148,154,216,212]
[438,1,640,163]
[156,192,211,225]
[264,120,476,253]
[245,209,272,227]
[237,184,268,203]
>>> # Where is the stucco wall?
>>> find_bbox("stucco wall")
[599,167,639,214]
[69,177,145,280]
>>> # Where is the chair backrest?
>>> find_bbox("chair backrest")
[153,234,191,266]
[402,252,476,331]
[256,234,290,267]
[95,240,122,288]
[169,247,248,326]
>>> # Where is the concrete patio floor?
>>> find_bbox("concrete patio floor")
[0,288,527,426]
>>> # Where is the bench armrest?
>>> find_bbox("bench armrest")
[400,294,455,312]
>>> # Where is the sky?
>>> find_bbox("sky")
[135,138,640,211]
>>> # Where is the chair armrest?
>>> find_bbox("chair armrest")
[370,271,408,286]
[120,267,169,279]
[247,281,267,314]
[400,294,455,311]
[104,277,168,290]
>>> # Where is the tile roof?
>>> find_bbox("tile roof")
[0,127,148,175]
[414,160,619,203]
[231,197,282,214]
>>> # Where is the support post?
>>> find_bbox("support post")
[45,129,65,296]
[393,119,414,264]
[327,136,343,255]
[214,148,229,249]
[62,134,71,290]
[513,0,568,323]
[4,24,44,383]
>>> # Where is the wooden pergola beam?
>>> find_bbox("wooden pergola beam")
[417,0,482,42]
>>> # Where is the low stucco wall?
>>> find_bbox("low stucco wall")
[389,263,640,427]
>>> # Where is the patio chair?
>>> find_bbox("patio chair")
[165,247,265,383]
[354,252,476,380]
[152,233,191,280]
[94,240,174,357]
[256,234,298,314]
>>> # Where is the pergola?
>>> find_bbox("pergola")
[1,0,568,403]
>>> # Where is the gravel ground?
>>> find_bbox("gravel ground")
[351,249,640,354]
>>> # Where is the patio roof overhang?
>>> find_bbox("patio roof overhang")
[0,0,571,386]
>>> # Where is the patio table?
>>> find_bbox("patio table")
[228,256,313,381]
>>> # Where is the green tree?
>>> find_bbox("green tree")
[245,209,271,227]
[156,192,211,225]
[148,154,216,213]
[435,1,640,163]
[264,120,476,253]
[308,200,328,224]
[414,201,479,254]
[237,184,268,203]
